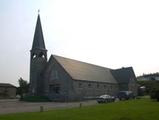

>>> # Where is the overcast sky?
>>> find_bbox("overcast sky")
[1,0,159,86]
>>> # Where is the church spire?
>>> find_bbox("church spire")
[29,13,47,96]
[32,13,46,50]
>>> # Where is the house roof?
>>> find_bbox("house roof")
[0,83,16,88]
[111,67,136,83]
[52,55,117,83]
[138,73,159,78]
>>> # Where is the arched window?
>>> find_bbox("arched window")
[88,83,91,88]
[97,83,99,88]
[39,52,44,57]
[32,54,37,59]
[79,83,82,88]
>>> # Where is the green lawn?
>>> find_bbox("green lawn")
[0,98,159,120]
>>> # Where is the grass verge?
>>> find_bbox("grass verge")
[0,98,159,120]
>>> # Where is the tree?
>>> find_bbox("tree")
[17,77,29,99]
[138,80,159,101]
[150,88,159,101]
[138,81,159,95]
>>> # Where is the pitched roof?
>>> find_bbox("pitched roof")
[111,67,136,83]
[32,14,46,50]
[0,83,16,88]
[52,55,117,83]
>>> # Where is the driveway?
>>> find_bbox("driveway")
[0,99,97,115]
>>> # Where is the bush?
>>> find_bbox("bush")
[155,90,159,101]
[21,95,51,102]
[150,89,159,101]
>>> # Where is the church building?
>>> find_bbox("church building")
[29,14,138,101]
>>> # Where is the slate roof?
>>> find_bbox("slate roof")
[32,14,46,50]
[52,55,117,83]
[0,83,16,88]
[111,67,136,83]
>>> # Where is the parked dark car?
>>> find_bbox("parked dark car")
[117,91,135,100]
[97,94,115,103]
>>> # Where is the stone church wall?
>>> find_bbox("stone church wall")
[72,80,119,100]
[43,57,74,101]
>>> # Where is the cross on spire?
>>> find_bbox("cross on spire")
[38,9,40,14]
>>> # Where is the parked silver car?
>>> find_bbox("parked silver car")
[97,94,115,103]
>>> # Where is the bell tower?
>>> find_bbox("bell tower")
[29,13,47,95]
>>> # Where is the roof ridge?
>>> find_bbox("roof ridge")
[52,54,112,70]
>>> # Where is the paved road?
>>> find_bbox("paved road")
[0,99,97,115]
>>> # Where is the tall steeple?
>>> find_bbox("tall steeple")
[30,13,47,60]
[30,13,47,96]
[32,14,46,50]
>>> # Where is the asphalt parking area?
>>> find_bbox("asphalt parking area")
[0,99,97,114]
